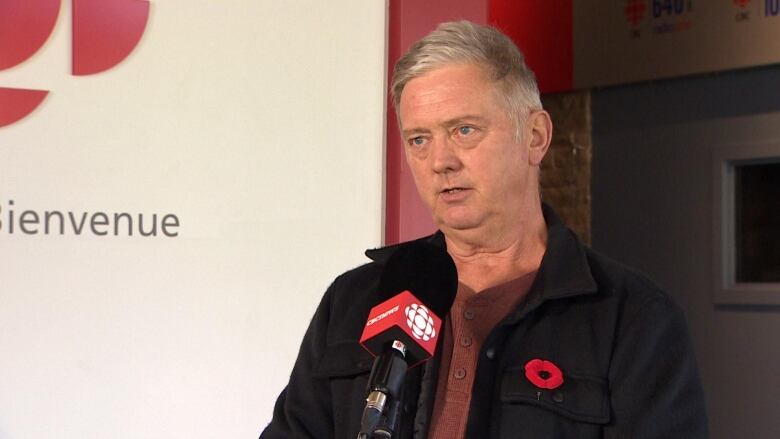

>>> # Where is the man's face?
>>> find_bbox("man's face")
[399,63,544,237]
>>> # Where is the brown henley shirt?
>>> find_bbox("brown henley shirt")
[428,271,537,439]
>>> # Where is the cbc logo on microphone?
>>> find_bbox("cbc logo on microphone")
[405,303,437,341]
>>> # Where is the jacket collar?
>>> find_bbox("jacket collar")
[364,204,598,304]
[364,232,445,265]
[531,204,598,299]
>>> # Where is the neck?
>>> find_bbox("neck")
[444,202,547,292]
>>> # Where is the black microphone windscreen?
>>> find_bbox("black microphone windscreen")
[377,240,458,318]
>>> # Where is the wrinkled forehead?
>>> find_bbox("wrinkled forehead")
[398,64,508,129]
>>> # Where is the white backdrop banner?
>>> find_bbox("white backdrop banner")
[0,1,387,437]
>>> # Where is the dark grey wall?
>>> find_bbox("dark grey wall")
[592,66,780,438]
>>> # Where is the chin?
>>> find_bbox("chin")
[434,205,488,232]
[437,215,483,232]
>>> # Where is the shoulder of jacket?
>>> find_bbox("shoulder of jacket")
[584,246,681,312]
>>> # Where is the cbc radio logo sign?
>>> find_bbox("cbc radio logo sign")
[0,0,150,128]
[404,303,436,341]
[625,0,647,27]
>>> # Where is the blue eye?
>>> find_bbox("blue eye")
[458,126,473,135]
[411,137,425,146]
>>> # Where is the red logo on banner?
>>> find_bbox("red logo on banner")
[0,0,150,128]
[733,0,750,7]
[625,0,647,26]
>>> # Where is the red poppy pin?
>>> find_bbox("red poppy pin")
[524,358,564,390]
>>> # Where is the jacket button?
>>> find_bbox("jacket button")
[485,348,496,359]
[552,391,564,403]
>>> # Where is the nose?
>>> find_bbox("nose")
[430,136,463,174]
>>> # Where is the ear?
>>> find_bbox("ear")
[527,110,552,166]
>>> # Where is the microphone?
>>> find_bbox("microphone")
[357,240,458,438]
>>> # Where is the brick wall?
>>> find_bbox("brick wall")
[540,91,592,244]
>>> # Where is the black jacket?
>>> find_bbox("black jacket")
[261,208,708,438]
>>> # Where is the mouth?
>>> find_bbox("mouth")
[439,187,470,198]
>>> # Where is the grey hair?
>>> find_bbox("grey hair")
[391,21,542,138]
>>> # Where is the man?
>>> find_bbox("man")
[262,21,707,439]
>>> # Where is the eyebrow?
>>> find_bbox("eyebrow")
[401,127,430,139]
[441,115,487,128]
[402,115,488,138]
